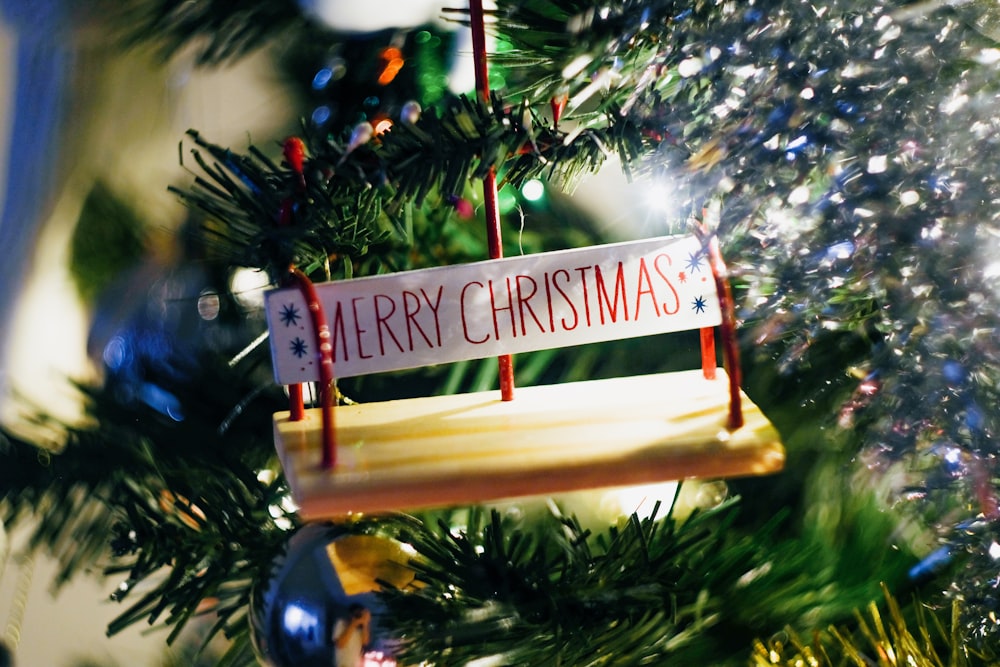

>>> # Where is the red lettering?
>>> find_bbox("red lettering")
[595,262,629,324]
[574,266,593,327]
[634,257,661,319]
[515,274,546,335]
[373,294,403,356]
[351,297,373,359]
[552,269,578,330]
[490,277,517,340]
[331,301,349,362]
[543,272,556,332]
[460,281,489,344]
[403,291,433,351]
[420,286,444,347]
[653,253,680,314]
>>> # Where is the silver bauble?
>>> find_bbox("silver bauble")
[250,524,411,667]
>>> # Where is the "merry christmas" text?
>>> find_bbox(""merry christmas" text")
[266,235,721,382]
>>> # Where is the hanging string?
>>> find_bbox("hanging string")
[469,0,515,401]
[287,267,338,469]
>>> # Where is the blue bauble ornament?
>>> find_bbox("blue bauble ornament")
[250,524,409,667]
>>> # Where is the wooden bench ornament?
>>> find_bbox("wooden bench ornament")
[266,0,781,518]
[265,234,784,517]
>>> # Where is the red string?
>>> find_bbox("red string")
[469,0,515,401]
[705,235,744,430]
[287,268,338,469]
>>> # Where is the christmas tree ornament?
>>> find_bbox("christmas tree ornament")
[283,136,308,191]
[265,232,783,516]
[250,524,411,667]
[261,1,784,518]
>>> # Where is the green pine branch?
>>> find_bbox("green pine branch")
[171,90,649,284]
[0,354,294,648]
[381,489,916,666]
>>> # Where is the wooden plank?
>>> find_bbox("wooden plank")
[265,235,721,383]
[274,370,784,517]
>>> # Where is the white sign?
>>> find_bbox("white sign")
[265,235,721,384]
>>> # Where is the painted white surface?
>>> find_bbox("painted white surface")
[267,235,721,382]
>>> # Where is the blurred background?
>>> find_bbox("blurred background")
[0,4,288,663]
[0,2,633,663]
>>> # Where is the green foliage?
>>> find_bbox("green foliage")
[378,487,914,666]
[383,501,743,665]
[0,353,292,647]
[69,181,147,304]
[171,85,642,284]
[174,130,392,281]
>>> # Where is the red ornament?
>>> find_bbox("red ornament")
[550,92,568,127]
[283,136,307,191]
[447,194,474,219]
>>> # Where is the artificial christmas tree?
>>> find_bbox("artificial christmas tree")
[3,0,1000,664]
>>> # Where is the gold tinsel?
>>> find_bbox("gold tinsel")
[750,584,977,667]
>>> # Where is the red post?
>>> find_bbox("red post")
[706,236,743,430]
[288,384,305,421]
[470,0,515,401]
[289,268,338,469]
[699,328,717,381]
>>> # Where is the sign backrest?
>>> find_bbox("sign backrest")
[265,235,721,384]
